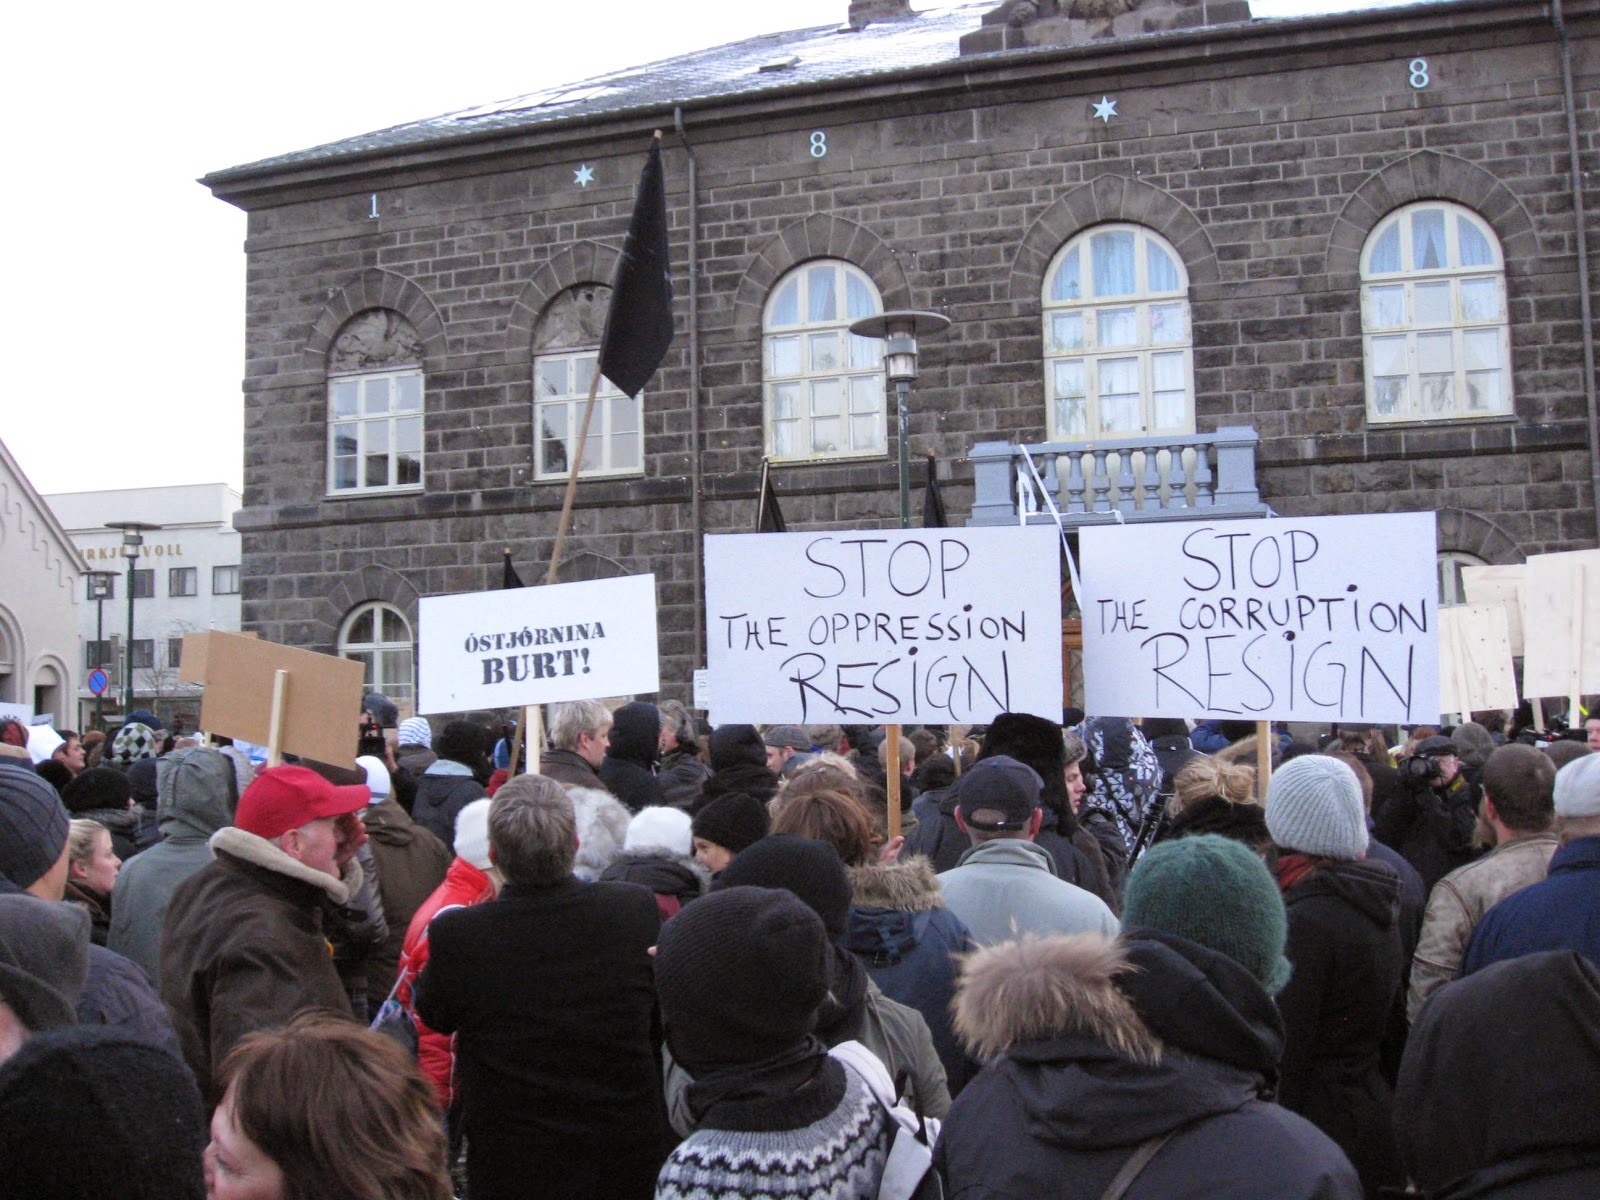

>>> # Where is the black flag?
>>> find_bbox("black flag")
[756,459,787,533]
[922,451,948,528]
[502,549,525,589]
[598,133,673,398]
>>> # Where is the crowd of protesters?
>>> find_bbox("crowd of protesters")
[1,697,1598,1199]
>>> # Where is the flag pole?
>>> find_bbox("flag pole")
[546,370,603,587]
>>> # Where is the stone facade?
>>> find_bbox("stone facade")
[207,0,1599,705]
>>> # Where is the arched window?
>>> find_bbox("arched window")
[1043,224,1193,440]
[1437,550,1487,608]
[763,261,884,460]
[533,285,642,479]
[1361,203,1512,423]
[338,602,414,707]
[326,310,424,495]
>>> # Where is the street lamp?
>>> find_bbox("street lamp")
[848,310,951,527]
[87,571,116,730]
[105,522,161,719]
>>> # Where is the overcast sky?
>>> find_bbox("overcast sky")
[5,0,1425,498]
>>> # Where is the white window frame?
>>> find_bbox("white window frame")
[532,348,642,481]
[1437,551,1487,609]
[763,260,885,462]
[337,602,415,707]
[1042,224,1195,441]
[327,367,425,496]
[1361,202,1513,424]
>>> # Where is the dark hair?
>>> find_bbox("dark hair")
[771,788,878,867]
[1327,751,1375,814]
[1545,740,1593,771]
[436,721,490,774]
[216,1014,451,1200]
[1484,744,1556,833]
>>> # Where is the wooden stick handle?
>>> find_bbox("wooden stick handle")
[547,368,605,585]
[885,725,902,841]
[267,669,289,768]
[1255,720,1272,802]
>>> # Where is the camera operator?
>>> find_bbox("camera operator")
[1373,734,1481,892]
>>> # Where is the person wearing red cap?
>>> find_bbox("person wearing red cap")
[158,764,371,1103]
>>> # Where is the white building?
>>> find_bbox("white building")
[0,438,87,729]
[44,483,242,732]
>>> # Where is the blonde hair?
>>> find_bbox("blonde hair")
[67,819,109,865]
[1168,757,1258,818]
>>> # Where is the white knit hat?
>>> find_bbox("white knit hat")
[355,755,390,802]
[624,806,693,856]
[1266,755,1369,860]
[453,799,493,870]
[1554,754,1600,818]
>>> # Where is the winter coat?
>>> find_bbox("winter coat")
[1373,771,1481,892]
[414,876,672,1200]
[65,882,111,946]
[361,797,452,999]
[1076,716,1163,850]
[537,746,607,791]
[1277,858,1404,1195]
[77,942,183,1061]
[599,848,710,920]
[395,743,437,776]
[1398,950,1600,1199]
[396,856,497,1108]
[1462,835,1600,975]
[938,838,1119,948]
[107,746,237,980]
[657,748,710,811]
[1407,831,1558,1021]
[410,761,487,847]
[598,701,664,814]
[935,931,1362,1199]
[844,856,979,1094]
[158,826,360,1103]
[568,785,631,880]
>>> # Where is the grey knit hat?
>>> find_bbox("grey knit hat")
[0,895,90,1031]
[1554,753,1600,818]
[1265,754,1369,859]
[0,765,71,890]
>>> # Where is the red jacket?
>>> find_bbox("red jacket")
[397,857,496,1107]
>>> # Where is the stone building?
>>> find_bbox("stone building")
[204,0,1599,706]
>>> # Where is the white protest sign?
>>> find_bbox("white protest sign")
[0,703,35,727]
[1080,512,1439,724]
[704,526,1062,726]
[418,575,659,715]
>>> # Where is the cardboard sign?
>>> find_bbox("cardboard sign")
[704,527,1062,725]
[1079,512,1439,724]
[1438,603,1517,715]
[1519,549,1600,699]
[417,574,659,714]
[197,632,365,765]
[178,630,259,685]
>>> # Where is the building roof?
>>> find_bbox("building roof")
[203,3,995,183]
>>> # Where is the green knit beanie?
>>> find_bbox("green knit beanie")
[1124,833,1291,995]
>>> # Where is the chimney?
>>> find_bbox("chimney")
[848,0,915,30]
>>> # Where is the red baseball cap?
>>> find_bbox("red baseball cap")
[236,765,370,840]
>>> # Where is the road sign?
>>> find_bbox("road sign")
[87,669,109,696]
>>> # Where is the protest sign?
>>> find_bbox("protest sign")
[1460,564,1525,656]
[178,630,258,685]
[1438,603,1517,716]
[1519,549,1600,701]
[197,632,365,765]
[704,526,1062,725]
[0,703,34,728]
[418,574,658,714]
[1079,512,1439,724]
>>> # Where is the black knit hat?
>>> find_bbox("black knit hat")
[714,833,854,938]
[437,720,490,769]
[0,765,70,890]
[709,724,768,771]
[0,1026,207,1199]
[980,712,1071,815]
[691,792,770,855]
[60,767,132,816]
[655,885,829,1071]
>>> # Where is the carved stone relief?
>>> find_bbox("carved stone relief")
[329,310,424,373]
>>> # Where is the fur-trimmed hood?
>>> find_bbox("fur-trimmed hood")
[208,826,359,906]
[953,933,1158,1062]
[568,786,632,881]
[849,856,944,912]
[598,847,711,900]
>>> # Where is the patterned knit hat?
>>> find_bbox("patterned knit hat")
[0,765,71,890]
[1265,754,1368,859]
[1123,833,1292,994]
[110,723,158,766]
[691,793,770,856]
[397,716,433,749]
[655,885,829,1070]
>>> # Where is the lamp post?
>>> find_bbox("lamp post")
[87,571,116,730]
[105,522,161,719]
[848,310,950,841]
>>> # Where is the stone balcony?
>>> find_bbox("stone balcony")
[967,425,1270,528]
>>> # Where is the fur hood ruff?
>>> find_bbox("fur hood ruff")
[209,826,359,906]
[953,933,1160,1064]
[568,786,632,881]
[849,855,945,911]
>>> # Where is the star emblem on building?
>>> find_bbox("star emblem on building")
[574,164,595,187]
[1092,96,1118,123]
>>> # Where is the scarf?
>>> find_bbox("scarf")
[683,1037,829,1126]
[1275,851,1322,893]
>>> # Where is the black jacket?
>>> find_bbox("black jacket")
[598,702,664,814]
[1278,859,1404,1196]
[414,877,671,1200]
[1373,771,1480,892]
[1397,950,1600,1199]
[935,931,1361,1199]
[410,769,487,846]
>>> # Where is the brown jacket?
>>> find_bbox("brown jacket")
[158,827,359,1103]
[1407,830,1559,1021]
[362,798,452,998]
